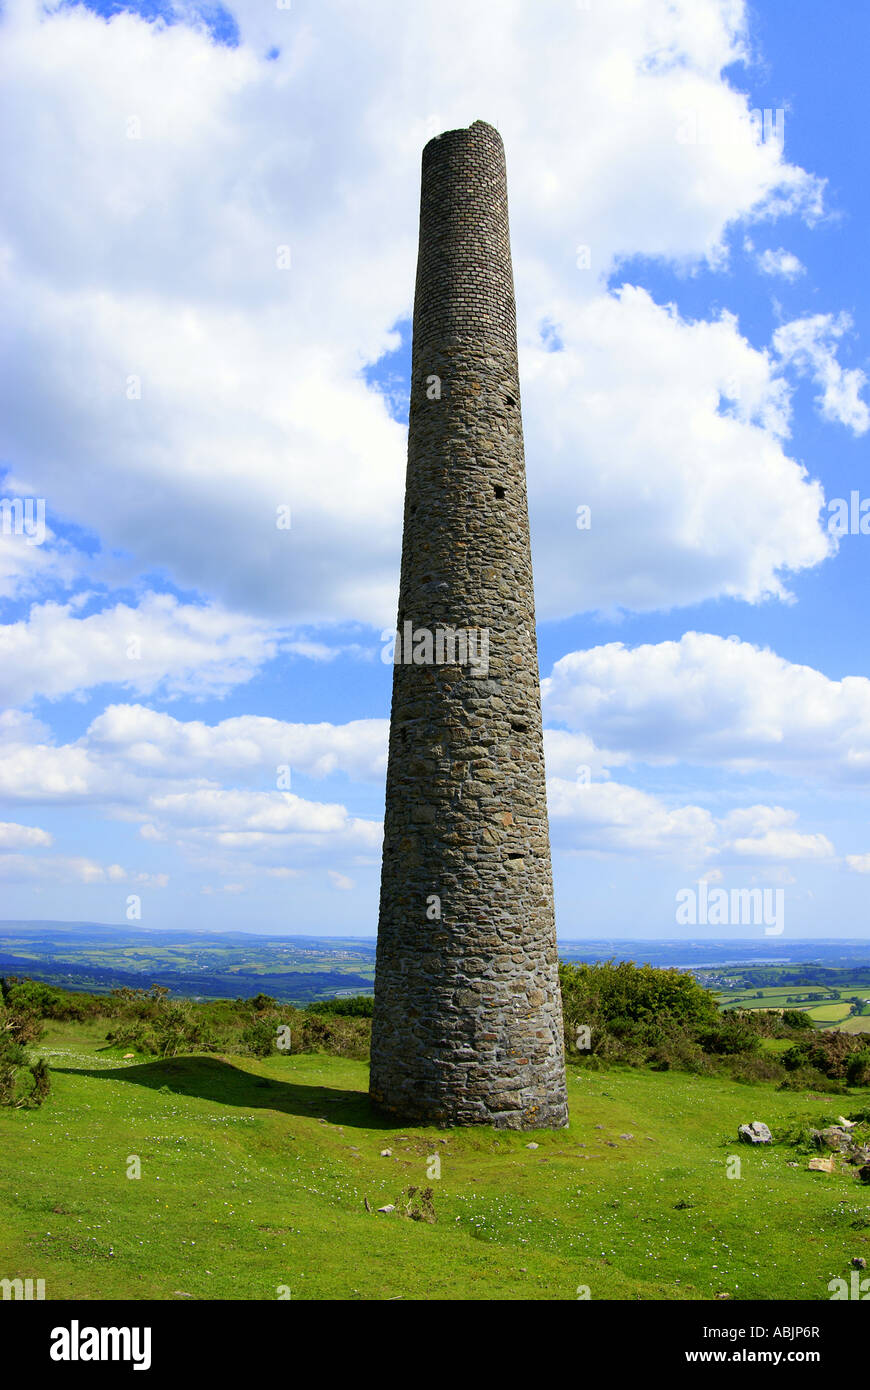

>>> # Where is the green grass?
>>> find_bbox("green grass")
[808,1003,853,1023]
[718,985,870,1033]
[833,1016,870,1035]
[1,1021,868,1301]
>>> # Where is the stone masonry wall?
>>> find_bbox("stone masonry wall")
[368,120,568,1129]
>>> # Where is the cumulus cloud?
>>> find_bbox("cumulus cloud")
[86,703,389,781]
[0,594,280,705]
[143,787,382,874]
[718,806,834,860]
[543,632,870,784]
[0,0,832,629]
[547,776,716,857]
[0,851,166,884]
[846,854,870,874]
[0,702,389,829]
[773,313,870,435]
[754,246,805,280]
[524,288,829,615]
[547,777,832,866]
[0,820,52,849]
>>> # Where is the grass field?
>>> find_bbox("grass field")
[808,1003,854,1023]
[1,1020,869,1301]
[719,984,870,1034]
[834,1017,870,1035]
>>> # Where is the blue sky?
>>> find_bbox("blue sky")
[1,0,869,939]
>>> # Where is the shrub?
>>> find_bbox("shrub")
[698,1017,762,1056]
[296,1013,370,1059]
[782,1009,814,1031]
[246,994,278,1013]
[648,1035,712,1073]
[306,995,374,1018]
[0,1005,51,1108]
[728,1054,787,1085]
[783,1030,868,1080]
[240,1015,280,1057]
[846,1049,870,1087]
[560,958,719,1060]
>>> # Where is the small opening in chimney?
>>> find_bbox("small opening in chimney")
[505,394,516,407]
[493,485,505,499]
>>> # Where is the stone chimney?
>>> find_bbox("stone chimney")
[369,121,568,1129]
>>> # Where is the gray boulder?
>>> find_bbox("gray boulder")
[812,1126,852,1151]
[738,1121,773,1145]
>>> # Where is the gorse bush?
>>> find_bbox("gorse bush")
[846,1049,870,1087]
[558,959,867,1090]
[781,1009,815,1031]
[0,995,51,1109]
[306,995,374,1018]
[561,959,719,1033]
[559,959,719,1058]
[782,1029,870,1080]
[99,985,372,1061]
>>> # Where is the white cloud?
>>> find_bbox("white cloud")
[719,806,834,860]
[0,851,165,884]
[543,728,628,779]
[86,703,389,781]
[543,632,870,784]
[0,820,52,849]
[0,593,279,705]
[328,870,355,891]
[548,776,716,857]
[0,738,98,802]
[773,313,870,434]
[0,0,832,627]
[524,288,829,615]
[755,247,805,280]
[846,854,870,874]
[547,776,832,866]
[0,703,390,850]
[146,788,382,867]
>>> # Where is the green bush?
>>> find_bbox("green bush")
[240,1015,280,1057]
[0,1003,51,1108]
[698,1017,762,1056]
[306,995,374,1018]
[782,1009,814,1031]
[560,958,719,1063]
[783,1030,869,1080]
[846,1049,870,1087]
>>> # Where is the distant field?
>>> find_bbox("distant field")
[832,1016,870,1035]
[807,1002,853,1023]
[0,931,376,1003]
[717,979,870,1032]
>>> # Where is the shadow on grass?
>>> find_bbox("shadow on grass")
[51,1055,397,1131]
